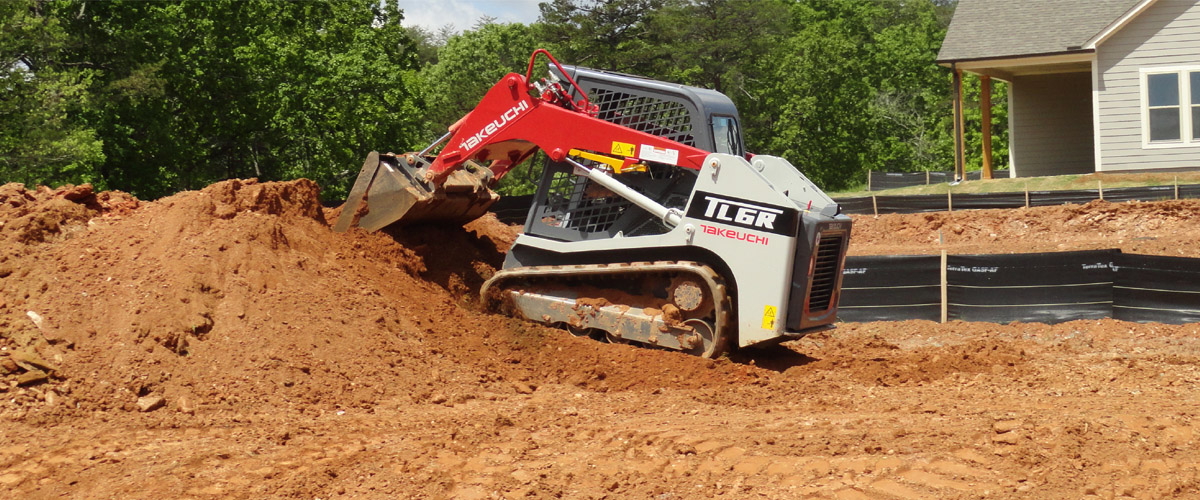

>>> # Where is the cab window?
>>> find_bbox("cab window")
[712,116,743,155]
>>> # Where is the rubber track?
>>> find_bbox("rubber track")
[481,261,734,357]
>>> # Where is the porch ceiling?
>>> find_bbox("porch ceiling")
[944,53,1094,82]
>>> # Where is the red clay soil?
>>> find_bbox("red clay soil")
[1,183,1199,499]
[849,198,1200,257]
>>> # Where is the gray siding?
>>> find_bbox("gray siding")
[1011,72,1095,177]
[1097,0,1200,171]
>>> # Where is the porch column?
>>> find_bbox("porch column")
[953,68,965,181]
[981,75,993,179]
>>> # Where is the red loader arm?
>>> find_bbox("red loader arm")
[333,49,711,233]
[426,50,712,184]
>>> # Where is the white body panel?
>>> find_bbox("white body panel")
[508,153,829,348]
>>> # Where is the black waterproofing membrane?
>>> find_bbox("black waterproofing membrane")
[839,255,942,322]
[868,170,1010,191]
[1101,185,1176,203]
[946,250,1116,323]
[840,250,1200,325]
[834,197,875,215]
[871,195,956,214]
[491,194,536,224]
[1114,253,1200,324]
[836,184,1200,215]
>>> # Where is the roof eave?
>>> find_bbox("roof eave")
[937,49,1096,67]
[1083,0,1160,49]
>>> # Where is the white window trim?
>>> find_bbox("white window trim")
[1140,66,1200,149]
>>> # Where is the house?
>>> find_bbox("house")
[938,0,1200,178]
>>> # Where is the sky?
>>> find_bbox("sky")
[396,0,544,33]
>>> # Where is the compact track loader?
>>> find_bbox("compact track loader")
[335,50,852,358]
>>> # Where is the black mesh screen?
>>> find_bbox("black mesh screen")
[538,169,632,234]
[589,88,696,146]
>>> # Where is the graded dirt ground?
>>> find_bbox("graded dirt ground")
[1,181,1198,499]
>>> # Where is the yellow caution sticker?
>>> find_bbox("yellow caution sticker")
[611,141,636,157]
[761,305,777,330]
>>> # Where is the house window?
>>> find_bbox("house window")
[1142,68,1200,146]
[1147,73,1180,141]
[1193,72,1200,140]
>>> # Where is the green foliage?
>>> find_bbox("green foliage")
[494,152,547,197]
[405,25,456,67]
[536,0,664,73]
[416,22,540,137]
[960,75,1010,172]
[2,0,1005,201]
[0,0,105,187]
[754,0,955,190]
[645,0,790,94]
[39,0,423,199]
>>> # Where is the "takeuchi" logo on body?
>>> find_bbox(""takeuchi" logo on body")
[700,224,769,245]
[459,100,531,151]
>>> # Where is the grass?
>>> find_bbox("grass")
[828,171,1200,198]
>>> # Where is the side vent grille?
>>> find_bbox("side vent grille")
[807,233,844,313]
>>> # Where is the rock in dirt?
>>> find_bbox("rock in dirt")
[0,357,18,374]
[992,432,1020,445]
[16,370,48,386]
[136,395,166,412]
[57,184,93,201]
[993,420,1022,434]
[26,311,45,329]
[10,349,58,373]
[177,396,195,415]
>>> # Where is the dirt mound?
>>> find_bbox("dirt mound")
[0,179,749,426]
[0,183,137,247]
[849,198,1200,257]
[1,179,422,420]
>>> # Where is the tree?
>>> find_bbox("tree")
[406,24,455,66]
[753,0,954,190]
[56,0,423,199]
[644,0,789,94]
[416,22,540,136]
[0,0,104,188]
[536,0,663,73]
[862,0,956,173]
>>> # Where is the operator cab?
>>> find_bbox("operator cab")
[523,66,749,243]
[552,65,746,157]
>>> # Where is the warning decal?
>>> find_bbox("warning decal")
[611,141,636,157]
[761,305,777,330]
[638,144,680,165]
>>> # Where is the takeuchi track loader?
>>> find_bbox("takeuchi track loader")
[335,50,851,358]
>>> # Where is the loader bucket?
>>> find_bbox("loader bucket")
[332,151,499,232]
